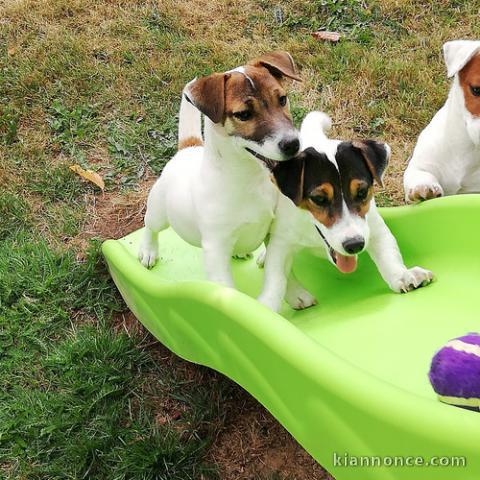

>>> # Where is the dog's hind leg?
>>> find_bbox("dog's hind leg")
[257,240,293,312]
[255,233,270,268]
[138,177,169,268]
[202,234,236,288]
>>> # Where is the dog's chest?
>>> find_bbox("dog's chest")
[240,180,276,218]
[206,168,277,219]
[231,181,277,253]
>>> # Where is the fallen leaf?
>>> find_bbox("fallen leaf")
[311,31,341,43]
[69,165,105,190]
[171,410,182,421]
[156,415,168,426]
[7,47,16,56]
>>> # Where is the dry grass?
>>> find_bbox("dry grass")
[2,0,480,478]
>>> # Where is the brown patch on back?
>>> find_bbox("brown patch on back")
[178,135,203,150]
[459,54,480,117]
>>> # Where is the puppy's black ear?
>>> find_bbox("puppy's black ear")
[352,140,390,187]
[185,73,230,124]
[248,51,301,81]
[272,154,305,205]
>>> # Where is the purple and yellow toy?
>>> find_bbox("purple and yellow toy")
[429,333,480,411]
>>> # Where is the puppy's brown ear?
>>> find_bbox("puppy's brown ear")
[352,140,390,188]
[248,51,301,82]
[272,154,305,205]
[185,73,230,124]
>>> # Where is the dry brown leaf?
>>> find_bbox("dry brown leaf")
[7,47,16,56]
[311,31,341,42]
[69,165,105,190]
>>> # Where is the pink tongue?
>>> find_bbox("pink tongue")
[335,254,358,273]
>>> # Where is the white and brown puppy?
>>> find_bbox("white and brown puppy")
[404,40,480,202]
[258,112,433,312]
[138,52,300,290]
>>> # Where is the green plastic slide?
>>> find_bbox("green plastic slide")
[102,194,480,480]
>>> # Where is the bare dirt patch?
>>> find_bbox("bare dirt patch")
[83,186,151,241]
[112,310,333,479]
[69,176,154,258]
[209,393,334,480]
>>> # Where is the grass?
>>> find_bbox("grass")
[1,0,480,478]
[0,236,227,479]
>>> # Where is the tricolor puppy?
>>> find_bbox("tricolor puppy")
[258,112,433,312]
[404,40,480,202]
[138,52,300,290]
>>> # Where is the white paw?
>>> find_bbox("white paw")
[138,241,158,268]
[232,252,253,260]
[389,267,434,293]
[285,287,317,310]
[406,183,443,203]
[256,250,266,268]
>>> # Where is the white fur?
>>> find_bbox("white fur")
[404,40,480,202]
[139,80,294,291]
[259,112,433,311]
[177,78,202,145]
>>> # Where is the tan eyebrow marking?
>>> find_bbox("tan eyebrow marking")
[310,182,334,201]
[349,179,373,218]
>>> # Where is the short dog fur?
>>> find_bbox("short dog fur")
[138,52,300,292]
[404,40,480,202]
[258,112,433,312]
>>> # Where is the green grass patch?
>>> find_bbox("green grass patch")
[29,162,87,203]
[0,105,20,145]
[3,0,480,477]
[48,100,98,158]
[0,193,31,241]
[0,238,219,479]
[107,116,176,189]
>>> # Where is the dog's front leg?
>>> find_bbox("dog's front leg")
[202,236,235,288]
[285,270,317,310]
[403,166,444,203]
[367,209,433,293]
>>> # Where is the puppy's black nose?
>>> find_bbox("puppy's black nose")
[342,236,365,254]
[279,137,300,157]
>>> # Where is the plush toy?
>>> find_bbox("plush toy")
[429,333,480,412]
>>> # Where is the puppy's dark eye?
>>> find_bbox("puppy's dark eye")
[471,86,480,97]
[356,187,369,201]
[279,95,287,107]
[310,195,329,207]
[233,110,252,121]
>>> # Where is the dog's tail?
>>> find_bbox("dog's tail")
[300,111,332,151]
[300,111,332,137]
[178,80,203,150]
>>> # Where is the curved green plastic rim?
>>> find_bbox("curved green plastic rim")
[103,194,480,480]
